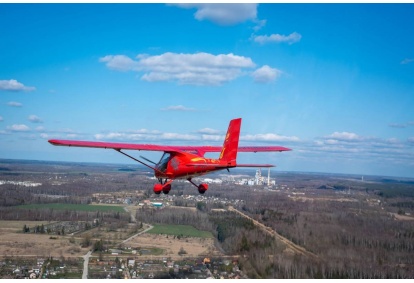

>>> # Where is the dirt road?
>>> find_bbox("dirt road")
[228,206,319,260]
[82,251,92,279]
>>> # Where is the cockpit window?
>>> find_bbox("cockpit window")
[157,153,171,172]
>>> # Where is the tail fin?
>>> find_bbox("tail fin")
[219,118,241,166]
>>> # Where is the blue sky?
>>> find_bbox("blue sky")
[1,3,414,178]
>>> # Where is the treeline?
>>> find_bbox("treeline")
[0,206,129,223]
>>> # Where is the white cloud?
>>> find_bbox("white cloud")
[94,131,200,142]
[7,124,30,132]
[175,4,257,26]
[202,134,224,141]
[0,116,3,122]
[389,123,407,128]
[28,115,43,123]
[7,101,23,107]
[241,133,300,142]
[197,128,221,135]
[161,105,196,112]
[326,132,364,142]
[253,19,267,31]
[100,52,256,86]
[251,65,282,83]
[99,55,139,71]
[408,137,414,144]
[253,32,302,45]
[0,79,35,92]
[401,58,414,65]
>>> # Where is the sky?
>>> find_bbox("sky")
[0,3,414,178]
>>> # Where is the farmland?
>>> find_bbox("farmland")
[15,203,125,213]
[147,224,213,238]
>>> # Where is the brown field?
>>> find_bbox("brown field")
[124,233,222,259]
[0,220,222,261]
[0,221,90,259]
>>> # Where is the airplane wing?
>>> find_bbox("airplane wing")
[48,139,291,154]
[49,139,181,152]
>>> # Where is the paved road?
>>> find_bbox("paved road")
[82,250,92,279]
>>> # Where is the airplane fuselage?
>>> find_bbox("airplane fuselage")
[154,152,231,180]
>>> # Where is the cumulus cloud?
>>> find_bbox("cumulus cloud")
[161,105,196,112]
[7,101,23,107]
[201,134,224,142]
[7,124,30,132]
[94,131,200,142]
[253,19,267,31]
[253,32,302,45]
[197,128,221,135]
[28,115,43,123]
[0,79,35,92]
[100,52,256,86]
[251,65,282,83]
[99,55,139,71]
[326,132,364,142]
[241,133,300,142]
[174,3,257,26]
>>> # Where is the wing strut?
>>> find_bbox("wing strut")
[115,149,165,176]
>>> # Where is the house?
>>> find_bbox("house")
[128,260,135,267]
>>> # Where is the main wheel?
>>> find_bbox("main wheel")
[198,183,208,194]
[162,184,171,194]
[153,184,163,194]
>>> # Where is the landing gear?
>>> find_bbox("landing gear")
[198,183,208,194]
[153,180,173,195]
[188,178,209,194]
[162,184,171,194]
[153,183,163,194]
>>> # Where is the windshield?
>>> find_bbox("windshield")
[157,153,171,172]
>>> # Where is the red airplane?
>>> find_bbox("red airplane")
[49,118,291,194]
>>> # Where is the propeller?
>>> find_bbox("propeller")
[140,155,157,165]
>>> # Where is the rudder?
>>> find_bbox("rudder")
[219,118,241,166]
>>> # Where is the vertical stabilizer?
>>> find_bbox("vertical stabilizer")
[219,118,241,166]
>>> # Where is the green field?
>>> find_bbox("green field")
[15,203,125,213]
[147,224,213,238]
